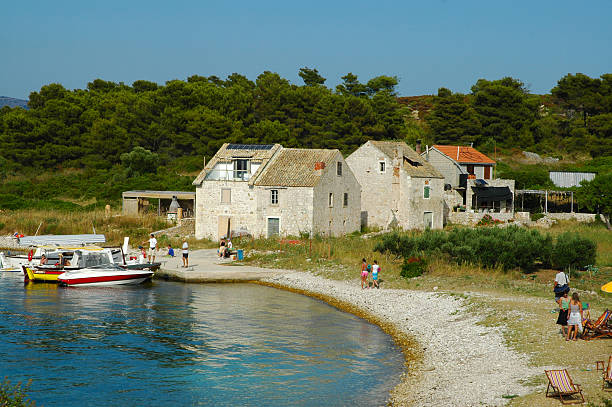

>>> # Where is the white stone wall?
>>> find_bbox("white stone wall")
[345,142,396,229]
[254,187,314,237]
[425,148,462,186]
[312,152,361,236]
[398,176,445,229]
[347,142,444,230]
[195,181,258,240]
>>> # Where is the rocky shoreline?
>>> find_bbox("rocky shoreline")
[260,271,540,407]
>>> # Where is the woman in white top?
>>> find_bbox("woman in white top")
[566,292,583,341]
[182,240,189,268]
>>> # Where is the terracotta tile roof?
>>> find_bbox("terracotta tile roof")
[254,148,341,187]
[369,141,443,178]
[433,145,495,164]
[193,143,282,185]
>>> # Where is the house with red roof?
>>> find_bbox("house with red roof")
[426,145,496,186]
[422,145,515,216]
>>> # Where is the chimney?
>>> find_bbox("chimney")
[314,161,325,175]
[416,139,422,155]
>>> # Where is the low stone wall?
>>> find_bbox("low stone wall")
[448,211,601,227]
[448,211,514,225]
[543,213,597,222]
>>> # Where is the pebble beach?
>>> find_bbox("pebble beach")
[261,271,541,407]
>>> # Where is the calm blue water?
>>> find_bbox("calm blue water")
[0,273,404,406]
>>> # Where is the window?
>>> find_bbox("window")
[234,159,248,180]
[328,193,333,207]
[379,161,386,173]
[484,166,491,179]
[337,161,342,176]
[423,185,430,199]
[221,188,231,204]
[343,192,348,207]
[467,164,475,175]
[271,189,278,205]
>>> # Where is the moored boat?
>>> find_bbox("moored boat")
[57,264,154,286]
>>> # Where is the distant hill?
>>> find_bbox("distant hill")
[0,96,28,109]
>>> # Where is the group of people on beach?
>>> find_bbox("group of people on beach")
[360,258,380,289]
[218,239,232,258]
[554,270,584,341]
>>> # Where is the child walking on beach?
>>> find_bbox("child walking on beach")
[360,258,368,289]
[372,260,380,289]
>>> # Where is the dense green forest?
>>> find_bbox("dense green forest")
[0,69,610,209]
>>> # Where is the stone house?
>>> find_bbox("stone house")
[345,140,445,230]
[193,143,361,240]
[422,145,514,215]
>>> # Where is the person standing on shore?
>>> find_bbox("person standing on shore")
[182,239,189,268]
[146,233,158,263]
[372,260,380,289]
[553,270,569,302]
[360,258,368,289]
[556,290,569,337]
[566,292,583,341]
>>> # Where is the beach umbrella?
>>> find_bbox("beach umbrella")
[602,281,612,293]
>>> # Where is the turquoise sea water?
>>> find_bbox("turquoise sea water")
[0,274,404,406]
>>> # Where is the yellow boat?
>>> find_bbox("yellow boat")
[23,266,64,282]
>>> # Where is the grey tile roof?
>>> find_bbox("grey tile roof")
[369,140,443,178]
[254,148,340,187]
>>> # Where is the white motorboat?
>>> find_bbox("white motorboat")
[57,264,154,286]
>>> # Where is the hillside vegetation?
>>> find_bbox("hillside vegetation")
[0,70,610,210]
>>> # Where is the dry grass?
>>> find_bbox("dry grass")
[0,208,216,250]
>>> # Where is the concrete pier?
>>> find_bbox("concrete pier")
[155,249,286,283]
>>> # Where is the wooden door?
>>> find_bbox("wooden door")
[267,218,280,238]
[423,212,433,229]
[218,216,231,241]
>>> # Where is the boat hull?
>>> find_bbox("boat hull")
[58,271,153,286]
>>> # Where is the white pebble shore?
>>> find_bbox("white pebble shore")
[262,271,540,407]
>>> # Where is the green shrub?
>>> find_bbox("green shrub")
[531,213,545,222]
[552,232,597,270]
[0,377,36,407]
[376,226,555,272]
[400,257,427,278]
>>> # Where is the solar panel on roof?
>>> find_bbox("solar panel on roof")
[227,144,274,150]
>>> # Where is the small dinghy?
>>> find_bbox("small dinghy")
[57,264,153,286]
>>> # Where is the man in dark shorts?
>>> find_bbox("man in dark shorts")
[182,239,189,268]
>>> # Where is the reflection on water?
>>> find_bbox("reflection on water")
[0,274,403,406]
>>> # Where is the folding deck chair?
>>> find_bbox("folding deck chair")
[545,369,585,404]
[596,355,612,391]
[582,309,612,341]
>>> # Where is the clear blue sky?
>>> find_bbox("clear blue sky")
[2,0,611,99]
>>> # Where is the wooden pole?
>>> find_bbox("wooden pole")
[545,190,548,213]
[571,191,574,213]
[309,239,312,257]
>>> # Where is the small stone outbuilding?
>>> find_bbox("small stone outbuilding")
[193,144,361,241]
[346,140,444,230]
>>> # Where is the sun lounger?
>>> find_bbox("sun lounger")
[582,309,612,341]
[545,369,585,404]
[596,355,612,391]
